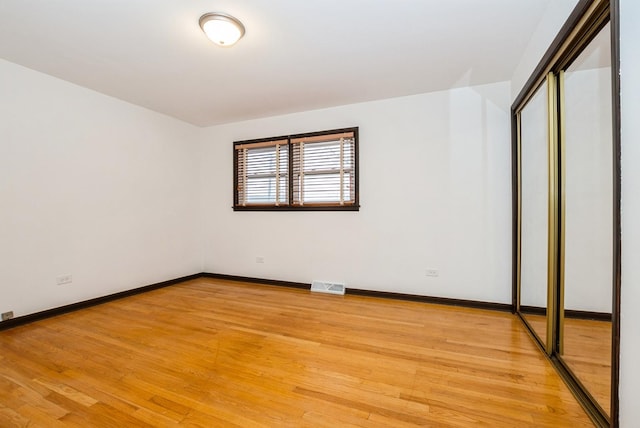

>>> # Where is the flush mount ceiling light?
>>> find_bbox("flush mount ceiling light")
[199,12,245,47]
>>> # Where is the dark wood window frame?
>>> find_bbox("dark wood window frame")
[233,127,359,211]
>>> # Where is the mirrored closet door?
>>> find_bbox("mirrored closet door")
[518,78,554,353]
[559,21,613,419]
[512,0,619,426]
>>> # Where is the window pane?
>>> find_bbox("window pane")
[292,137,355,205]
[238,144,288,205]
[304,142,341,172]
[246,176,288,203]
[303,174,341,202]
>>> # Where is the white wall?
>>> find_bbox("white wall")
[618,0,640,425]
[511,0,579,101]
[200,82,513,303]
[519,82,549,309]
[0,59,203,318]
[563,66,613,313]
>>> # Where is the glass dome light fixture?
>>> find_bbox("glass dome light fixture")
[199,12,245,47]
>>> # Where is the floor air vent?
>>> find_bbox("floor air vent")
[311,281,346,295]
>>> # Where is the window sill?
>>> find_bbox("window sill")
[232,205,360,212]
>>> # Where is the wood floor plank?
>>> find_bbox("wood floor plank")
[0,403,35,428]
[0,278,594,426]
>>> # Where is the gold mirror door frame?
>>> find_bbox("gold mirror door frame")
[546,72,560,356]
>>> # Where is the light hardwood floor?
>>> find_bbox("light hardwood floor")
[523,313,612,416]
[562,317,612,414]
[0,278,593,427]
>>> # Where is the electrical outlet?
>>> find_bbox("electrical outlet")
[426,268,439,277]
[1,311,14,321]
[255,256,265,264]
[57,275,73,285]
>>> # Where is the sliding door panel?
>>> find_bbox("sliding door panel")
[560,22,613,417]
[519,80,552,351]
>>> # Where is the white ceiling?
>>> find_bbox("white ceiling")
[0,0,561,127]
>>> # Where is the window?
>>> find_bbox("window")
[234,127,359,211]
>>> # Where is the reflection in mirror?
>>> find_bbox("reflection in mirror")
[561,22,612,415]
[519,80,550,349]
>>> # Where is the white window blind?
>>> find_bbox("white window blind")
[236,140,288,206]
[291,132,356,206]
